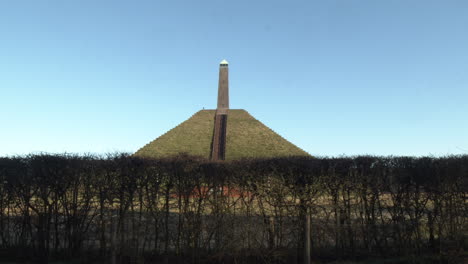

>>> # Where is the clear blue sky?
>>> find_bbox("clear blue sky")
[1,0,467,157]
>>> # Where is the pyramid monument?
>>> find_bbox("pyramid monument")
[135,60,309,161]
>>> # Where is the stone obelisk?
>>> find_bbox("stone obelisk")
[211,59,229,160]
[217,59,229,114]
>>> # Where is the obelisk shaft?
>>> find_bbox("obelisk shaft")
[217,60,229,115]
[211,60,229,160]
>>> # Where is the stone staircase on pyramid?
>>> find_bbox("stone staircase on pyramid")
[211,113,228,160]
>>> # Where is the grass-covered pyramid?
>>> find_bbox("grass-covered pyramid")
[135,109,309,161]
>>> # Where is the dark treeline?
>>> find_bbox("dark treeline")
[0,154,466,264]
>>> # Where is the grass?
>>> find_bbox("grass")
[134,109,310,160]
[135,109,214,159]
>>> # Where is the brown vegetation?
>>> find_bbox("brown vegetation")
[0,154,466,263]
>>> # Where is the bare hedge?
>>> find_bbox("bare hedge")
[0,154,466,263]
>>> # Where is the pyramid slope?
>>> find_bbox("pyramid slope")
[135,110,214,159]
[134,109,310,160]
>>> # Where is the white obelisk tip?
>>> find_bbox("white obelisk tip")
[220,59,229,65]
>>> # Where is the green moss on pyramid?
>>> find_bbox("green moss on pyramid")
[134,109,309,160]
